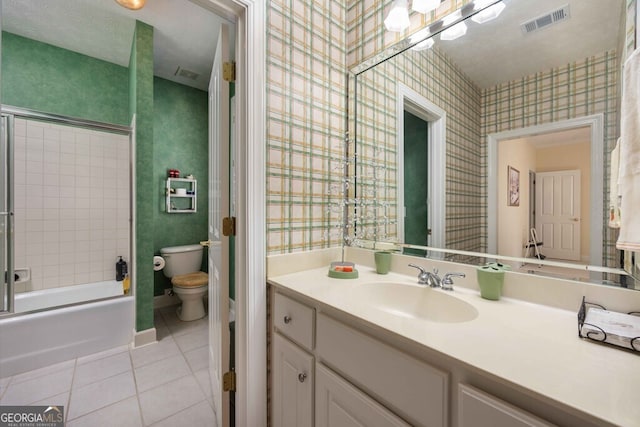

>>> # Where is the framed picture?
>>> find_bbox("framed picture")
[508,166,520,206]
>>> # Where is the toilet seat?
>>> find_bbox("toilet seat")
[171,271,208,288]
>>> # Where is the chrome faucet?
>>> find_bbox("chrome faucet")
[441,272,465,291]
[408,264,441,288]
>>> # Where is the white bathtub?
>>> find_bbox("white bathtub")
[0,282,134,377]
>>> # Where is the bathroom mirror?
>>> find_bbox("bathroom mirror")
[349,0,640,287]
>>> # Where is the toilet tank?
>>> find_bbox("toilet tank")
[160,244,203,277]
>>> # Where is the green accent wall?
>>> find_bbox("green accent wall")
[404,111,429,248]
[152,77,208,296]
[130,21,155,332]
[1,32,129,125]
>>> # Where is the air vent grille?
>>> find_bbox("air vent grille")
[521,4,570,34]
[174,67,200,80]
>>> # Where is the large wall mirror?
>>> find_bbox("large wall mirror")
[349,0,640,288]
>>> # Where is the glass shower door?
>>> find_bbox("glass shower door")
[1,114,15,314]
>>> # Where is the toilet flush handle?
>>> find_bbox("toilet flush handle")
[200,240,212,247]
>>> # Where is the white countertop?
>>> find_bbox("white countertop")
[268,265,640,427]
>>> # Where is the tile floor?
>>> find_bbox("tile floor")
[0,306,218,426]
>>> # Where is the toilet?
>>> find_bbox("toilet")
[160,244,208,321]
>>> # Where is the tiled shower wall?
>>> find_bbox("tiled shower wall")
[13,118,130,292]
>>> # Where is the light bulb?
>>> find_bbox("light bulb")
[384,0,411,32]
[471,1,505,24]
[440,21,467,40]
[115,0,146,10]
[412,0,440,14]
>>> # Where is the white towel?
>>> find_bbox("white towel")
[616,48,640,251]
[608,138,621,228]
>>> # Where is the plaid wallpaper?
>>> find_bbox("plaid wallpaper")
[265,0,633,261]
[354,46,483,253]
[266,0,347,254]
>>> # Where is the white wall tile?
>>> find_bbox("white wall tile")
[14,119,130,291]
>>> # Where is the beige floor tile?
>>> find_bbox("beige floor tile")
[10,359,75,385]
[0,368,73,405]
[184,346,209,373]
[130,336,180,368]
[66,396,142,427]
[67,371,136,420]
[193,369,213,404]
[138,375,205,425]
[73,352,132,389]
[30,391,70,419]
[134,354,191,393]
[150,400,216,427]
[76,345,130,366]
[174,327,208,353]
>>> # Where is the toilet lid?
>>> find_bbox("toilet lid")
[172,271,208,288]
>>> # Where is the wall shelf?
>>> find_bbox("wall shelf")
[166,178,197,213]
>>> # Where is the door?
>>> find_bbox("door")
[403,111,429,248]
[1,114,14,314]
[208,24,231,427]
[535,170,581,261]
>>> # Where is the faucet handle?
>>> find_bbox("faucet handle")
[408,264,429,285]
[441,272,465,291]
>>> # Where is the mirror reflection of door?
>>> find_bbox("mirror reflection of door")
[497,125,591,264]
[403,110,429,251]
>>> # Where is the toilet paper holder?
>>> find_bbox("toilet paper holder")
[153,256,166,271]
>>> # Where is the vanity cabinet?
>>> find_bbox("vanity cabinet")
[272,333,314,427]
[272,293,315,427]
[458,384,554,427]
[272,291,449,427]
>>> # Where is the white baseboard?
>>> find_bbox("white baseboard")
[133,327,157,348]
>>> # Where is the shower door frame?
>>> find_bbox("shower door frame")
[1,114,15,313]
[0,105,132,316]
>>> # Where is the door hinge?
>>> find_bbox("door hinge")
[222,216,236,236]
[223,62,236,82]
[223,370,236,392]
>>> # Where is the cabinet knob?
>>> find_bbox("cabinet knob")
[298,372,307,383]
[283,315,292,324]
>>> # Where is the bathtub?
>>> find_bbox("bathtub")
[0,282,134,377]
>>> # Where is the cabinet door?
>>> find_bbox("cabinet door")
[458,384,555,427]
[316,364,410,427]
[273,333,314,427]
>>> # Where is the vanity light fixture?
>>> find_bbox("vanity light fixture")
[471,1,506,24]
[411,38,435,51]
[412,0,440,14]
[409,28,434,51]
[115,0,146,10]
[440,21,467,40]
[384,0,411,32]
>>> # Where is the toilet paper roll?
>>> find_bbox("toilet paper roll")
[153,256,165,271]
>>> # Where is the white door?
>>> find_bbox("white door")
[208,24,230,427]
[535,170,581,261]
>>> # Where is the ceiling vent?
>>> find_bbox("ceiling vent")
[521,4,570,35]
[174,67,200,80]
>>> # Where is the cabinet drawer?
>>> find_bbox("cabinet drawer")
[458,384,555,427]
[316,364,410,427]
[274,293,315,351]
[317,313,448,427]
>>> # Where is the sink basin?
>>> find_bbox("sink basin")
[349,282,478,323]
